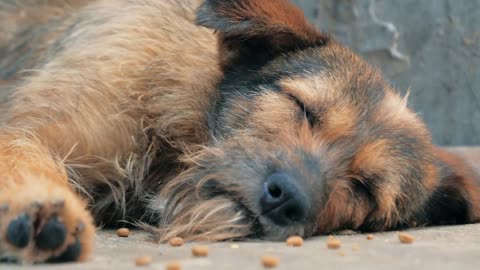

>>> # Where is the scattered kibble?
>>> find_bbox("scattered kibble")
[169,237,184,247]
[117,228,130,237]
[286,236,304,247]
[398,232,415,244]
[261,255,279,268]
[135,255,152,267]
[192,245,209,257]
[166,261,181,270]
[351,244,360,251]
[327,236,341,249]
[366,234,374,240]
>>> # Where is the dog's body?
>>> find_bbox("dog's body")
[0,0,479,263]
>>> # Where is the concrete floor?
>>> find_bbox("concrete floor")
[9,224,480,270]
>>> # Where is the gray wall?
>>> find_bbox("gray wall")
[293,0,480,146]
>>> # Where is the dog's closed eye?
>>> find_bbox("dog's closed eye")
[288,94,316,127]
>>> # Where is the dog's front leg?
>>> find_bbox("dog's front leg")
[0,133,95,263]
[0,47,142,264]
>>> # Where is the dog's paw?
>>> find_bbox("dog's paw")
[0,184,95,264]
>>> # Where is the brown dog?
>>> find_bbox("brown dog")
[0,0,479,263]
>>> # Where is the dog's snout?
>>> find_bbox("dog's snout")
[260,172,308,226]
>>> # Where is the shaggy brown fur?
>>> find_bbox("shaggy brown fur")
[0,0,479,264]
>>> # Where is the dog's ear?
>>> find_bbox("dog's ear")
[424,148,480,225]
[196,0,328,71]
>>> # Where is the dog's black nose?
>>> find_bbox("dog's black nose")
[260,172,308,226]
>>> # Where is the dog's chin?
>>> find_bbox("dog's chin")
[256,216,307,241]
[231,201,307,241]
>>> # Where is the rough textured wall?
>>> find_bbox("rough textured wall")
[293,0,480,146]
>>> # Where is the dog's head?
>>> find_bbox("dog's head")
[153,0,480,241]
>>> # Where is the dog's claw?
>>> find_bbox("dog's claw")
[75,222,85,234]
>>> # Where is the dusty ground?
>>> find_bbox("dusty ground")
[8,225,480,270]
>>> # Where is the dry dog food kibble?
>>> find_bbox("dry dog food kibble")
[366,234,374,240]
[351,244,360,251]
[286,236,304,247]
[398,232,415,244]
[166,261,181,270]
[327,236,341,249]
[135,256,152,267]
[192,245,209,257]
[117,228,130,237]
[261,255,279,268]
[169,237,184,247]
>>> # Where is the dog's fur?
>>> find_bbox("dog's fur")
[0,0,479,263]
